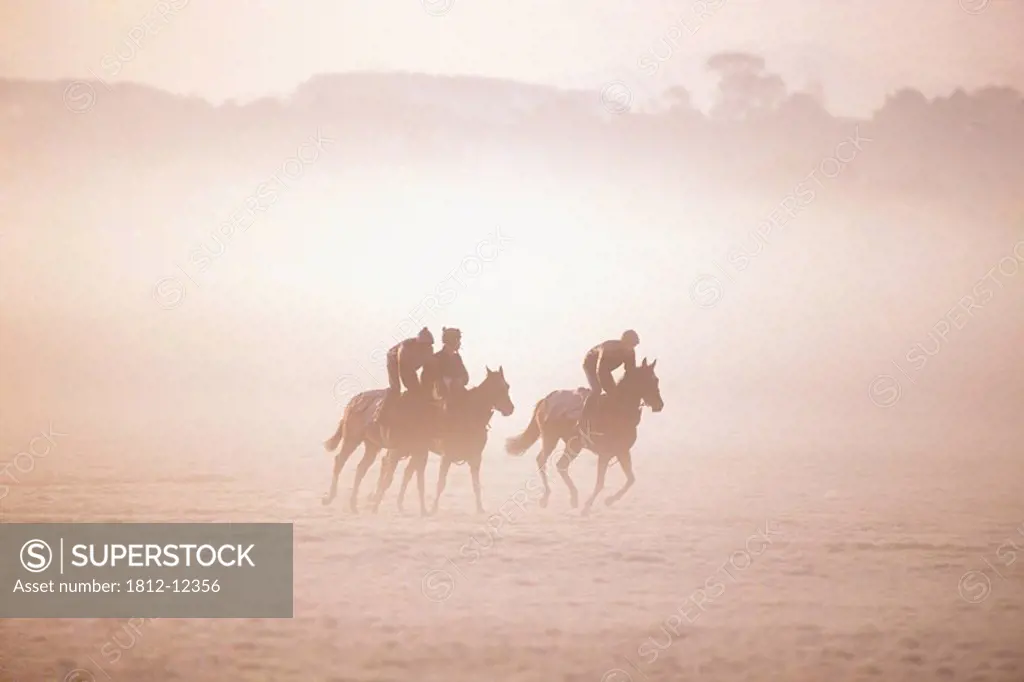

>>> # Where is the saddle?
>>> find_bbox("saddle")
[582,390,638,430]
[377,387,433,434]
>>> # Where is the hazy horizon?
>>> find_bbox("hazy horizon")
[3,0,1024,115]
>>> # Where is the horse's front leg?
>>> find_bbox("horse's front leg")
[582,452,611,516]
[468,454,485,515]
[413,449,429,517]
[605,450,635,507]
[431,456,452,516]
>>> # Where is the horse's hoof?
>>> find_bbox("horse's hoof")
[539,497,548,509]
[581,506,591,517]
[604,496,617,507]
[475,507,486,515]
[321,495,333,506]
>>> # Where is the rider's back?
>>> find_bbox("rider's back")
[392,337,431,367]
[590,339,633,368]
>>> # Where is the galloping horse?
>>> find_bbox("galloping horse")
[372,366,514,515]
[322,385,434,514]
[505,358,663,515]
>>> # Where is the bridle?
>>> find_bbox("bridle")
[618,378,658,412]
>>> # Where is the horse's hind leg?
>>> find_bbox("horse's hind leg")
[322,435,361,506]
[535,431,559,509]
[430,456,452,516]
[556,439,581,509]
[371,450,401,514]
[397,456,416,514]
[582,453,611,516]
[605,450,635,507]
[348,443,381,514]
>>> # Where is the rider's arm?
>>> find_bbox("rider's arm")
[397,342,422,389]
[622,345,637,371]
[455,355,469,386]
[595,345,617,388]
[426,353,447,397]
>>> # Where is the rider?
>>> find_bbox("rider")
[374,327,435,428]
[424,327,469,419]
[579,329,640,426]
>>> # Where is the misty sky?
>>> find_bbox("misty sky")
[2,0,1022,114]
[2,0,1023,444]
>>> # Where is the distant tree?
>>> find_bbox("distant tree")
[971,85,1022,128]
[665,85,694,113]
[705,52,787,121]
[875,87,930,127]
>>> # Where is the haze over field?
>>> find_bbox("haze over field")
[1,1,1023,681]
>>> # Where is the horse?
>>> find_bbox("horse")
[504,357,663,515]
[322,384,435,515]
[371,366,514,515]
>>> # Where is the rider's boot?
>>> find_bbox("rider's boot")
[576,391,598,436]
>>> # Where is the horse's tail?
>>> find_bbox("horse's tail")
[324,417,346,452]
[324,394,362,452]
[505,398,544,456]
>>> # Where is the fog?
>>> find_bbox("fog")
[1,67,1022,681]
[3,139,1022,453]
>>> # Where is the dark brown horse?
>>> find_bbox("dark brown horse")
[372,366,514,515]
[505,358,663,515]
[322,385,434,514]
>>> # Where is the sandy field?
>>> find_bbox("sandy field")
[0,408,1021,682]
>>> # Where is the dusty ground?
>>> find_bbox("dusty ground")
[1,416,1022,682]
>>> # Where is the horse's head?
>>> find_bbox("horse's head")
[481,365,514,417]
[622,358,664,413]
